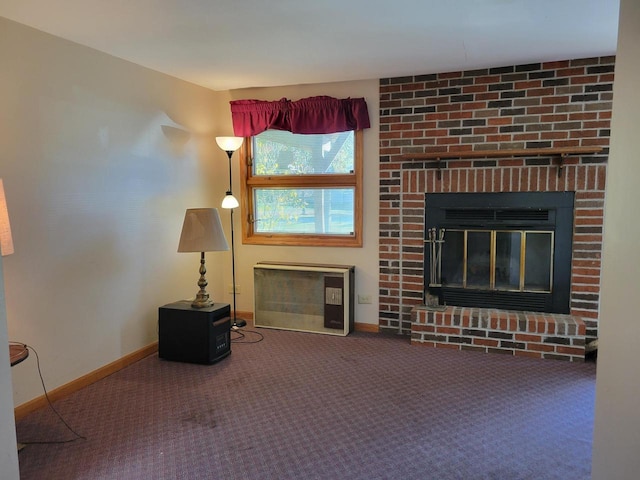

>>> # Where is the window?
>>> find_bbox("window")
[240,129,363,247]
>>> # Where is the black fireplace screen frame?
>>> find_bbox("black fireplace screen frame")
[424,192,574,314]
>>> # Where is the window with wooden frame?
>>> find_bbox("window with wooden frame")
[239,129,363,247]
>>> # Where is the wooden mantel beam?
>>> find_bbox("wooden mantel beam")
[401,146,603,161]
[401,146,604,178]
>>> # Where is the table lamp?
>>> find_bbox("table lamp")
[178,208,229,309]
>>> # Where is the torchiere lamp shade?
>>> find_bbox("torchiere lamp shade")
[215,136,244,153]
[178,208,229,253]
[221,194,239,209]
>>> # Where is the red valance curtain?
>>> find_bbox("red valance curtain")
[230,95,370,137]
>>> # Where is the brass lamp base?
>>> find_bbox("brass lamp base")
[191,252,214,309]
[191,295,214,309]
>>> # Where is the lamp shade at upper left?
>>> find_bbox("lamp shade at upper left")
[0,179,14,257]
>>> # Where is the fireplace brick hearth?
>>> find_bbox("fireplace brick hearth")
[412,306,586,362]
[378,56,614,360]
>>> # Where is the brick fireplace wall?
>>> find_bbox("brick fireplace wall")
[378,56,614,343]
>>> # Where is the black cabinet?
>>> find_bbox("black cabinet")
[158,301,231,364]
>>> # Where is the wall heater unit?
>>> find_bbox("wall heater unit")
[253,262,355,336]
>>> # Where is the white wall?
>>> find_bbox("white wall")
[591,0,640,477]
[0,17,230,411]
[221,83,380,325]
[0,17,380,425]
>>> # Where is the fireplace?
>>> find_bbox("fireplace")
[424,192,574,314]
[378,57,611,347]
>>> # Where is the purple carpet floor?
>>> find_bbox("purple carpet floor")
[15,329,596,479]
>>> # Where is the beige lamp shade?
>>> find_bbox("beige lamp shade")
[177,208,229,253]
[0,179,14,257]
[215,136,244,152]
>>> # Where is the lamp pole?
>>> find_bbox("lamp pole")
[226,150,245,328]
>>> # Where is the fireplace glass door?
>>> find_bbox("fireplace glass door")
[441,229,553,293]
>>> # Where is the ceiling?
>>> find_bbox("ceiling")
[0,0,620,91]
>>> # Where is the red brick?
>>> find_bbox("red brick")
[486,135,512,142]
[581,138,610,147]
[448,111,474,120]
[401,82,426,91]
[449,145,474,153]
[551,140,580,148]
[515,350,543,359]
[540,113,568,123]
[513,133,539,141]
[463,85,488,94]
[474,127,499,135]
[425,112,449,121]
[558,67,587,77]
[488,117,513,126]
[438,104,462,112]
[474,75,501,84]
[541,131,569,140]
[529,343,555,352]
[570,75,599,84]
[440,71,463,79]
[515,334,543,342]
[556,346,585,356]
[543,60,571,69]
[515,80,543,89]
[527,106,554,115]
[413,324,436,333]
[436,137,461,145]
[527,87,556,97]
[541,95,570,105]
[437,327,461,335]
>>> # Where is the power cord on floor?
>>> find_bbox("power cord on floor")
[230,328,264,344]
[10,341,86,445]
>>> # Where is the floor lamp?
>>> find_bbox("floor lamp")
[216,136,246,328]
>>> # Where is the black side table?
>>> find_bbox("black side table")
[158,301,231,364]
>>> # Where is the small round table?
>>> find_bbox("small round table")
[9,344,29,452]
[9,343,28,366]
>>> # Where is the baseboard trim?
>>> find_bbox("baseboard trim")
[14,342,158,420]
[237,311,379,334]
[237,311,378,334]
[235,310,254,321]
[355,322,379,333]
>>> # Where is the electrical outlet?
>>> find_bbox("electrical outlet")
[358,294,372,304]
[228,284,241,294]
